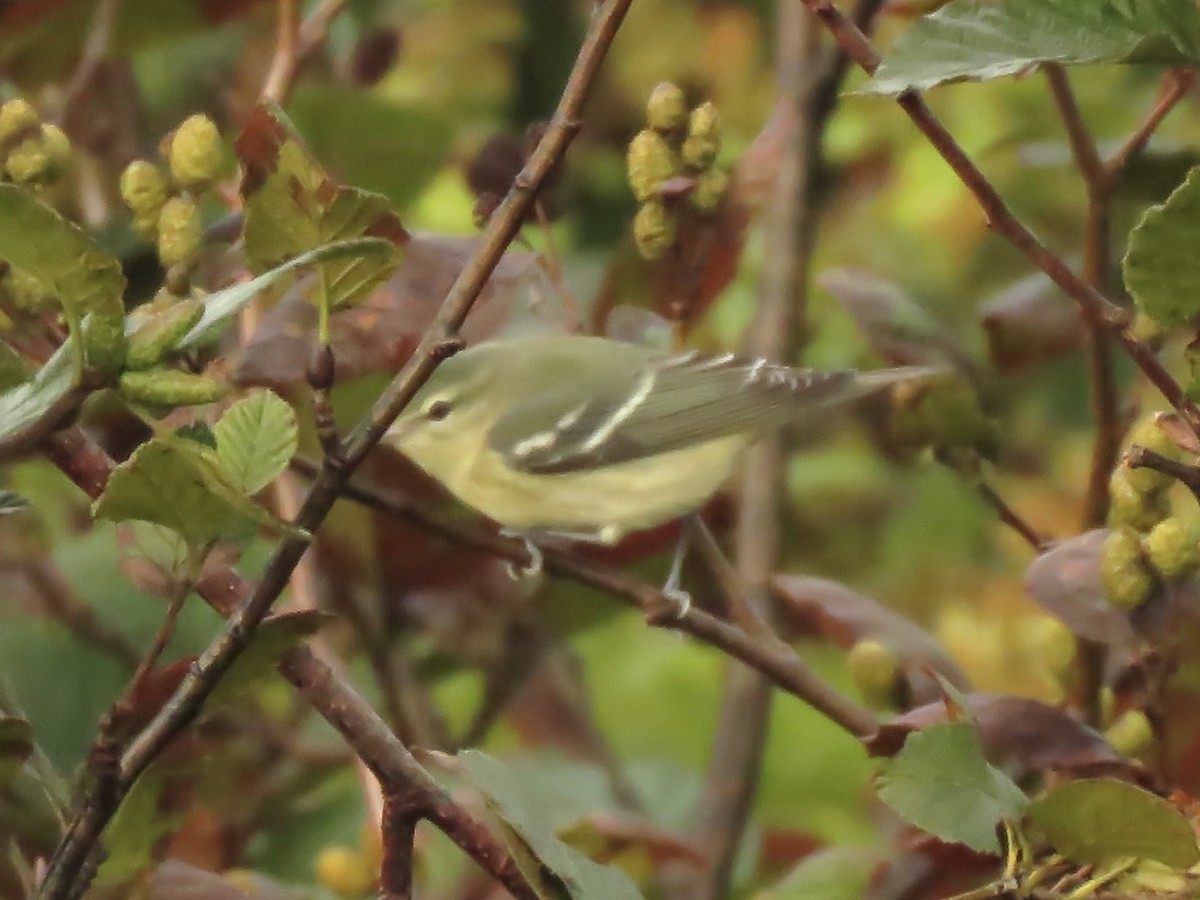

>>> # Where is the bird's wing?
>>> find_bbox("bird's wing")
[488,350,867,474]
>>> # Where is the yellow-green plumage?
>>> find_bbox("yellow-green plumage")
[385,334,927,543]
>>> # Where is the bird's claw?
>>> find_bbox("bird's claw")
[646,585,691,625]
[503,534,543,580]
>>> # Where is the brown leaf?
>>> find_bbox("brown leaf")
[979,273,1083,373]
[818,268,975,371]
[1025,529,1140,650]
[866,694,1142,784]
[233,232,546,387]
[772,575,970,706]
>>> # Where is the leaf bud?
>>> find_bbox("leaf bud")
[1104,709,1154,758]
[646,82,687,133]
[633,200,676,261]
[119,160,169,220]
[119,368,224,406]
[126,296,205,370]
[626,128,679,203]
[0,98,38,146]
[1127,413,1182,460]
[4,267,55,313]
[1145,516,1200,581]
[846,638,901,709]
[4,131,52,185]
[689,167,728,216]
[315,845,376,897]
[1107,467,1169,532]
[156,196,203,269]
[167,113,223,188]
[1100,527,1154,611]
[681,101,720,170]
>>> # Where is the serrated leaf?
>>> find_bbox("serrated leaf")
[237,104,407,311]
[455,750,644,900]
[92,435,279,549]
[203,611,333,714]
[0,718,33,791]
[1124,165,1200,327]
[0,340,77,454]
[876,722,1028,853]
[177,238,398,349]
[866,0,1200,96]
[1028,778,1200,868]
[213,390,298,495]
[0,184,126,373]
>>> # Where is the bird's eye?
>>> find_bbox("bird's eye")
[425,399,453,422]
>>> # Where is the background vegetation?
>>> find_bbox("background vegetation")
[4,0,1200,897]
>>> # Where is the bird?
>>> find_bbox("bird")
[384,334,933,607]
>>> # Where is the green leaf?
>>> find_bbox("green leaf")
[1028,778,1200,869]
[94,768,180,888]
[237,104,407,311]
[203,611,333,714]
[455,750,645,900]
[0,718,33,791]
[92,434,279,549]
[0,184,126,373]
[0,340,77,453]
[876,722,1028,853]
[1124,165,1200,327]
[285,84,454,210]
[866,0,1200,96]
[213,390,298,495]
[176,237,398,349]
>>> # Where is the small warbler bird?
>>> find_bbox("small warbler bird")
[386,334,932,545]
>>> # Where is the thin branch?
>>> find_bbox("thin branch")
[975,478,1049,552]
[40,4,634,895]
[1043,65,1105,193]
[261,0,301,104]
[290,458,880,738]
[379,793,418,899]
[1044,65,1119,532]
[1128,446,1200,506]
[791,0,1200,440]
[54,0,123,124]
[1103,68,1196,186]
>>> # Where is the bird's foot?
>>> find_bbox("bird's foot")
[501,531,544,580]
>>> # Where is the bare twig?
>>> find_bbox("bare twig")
[289,458,879,737]
[1044,65,1119,532]
[40,4,634,895]
[1104,69,1196,186]
[55,0,123,123]
[261,0,301,104]
[380,793,419,900]
[1128,446,1200,506]
[974,477,1048,552]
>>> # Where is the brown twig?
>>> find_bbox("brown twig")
[40,4,633,896]
[380,793,419,900]
[791,0,1200,440]
[974,478,1048,552]
[1128,446,1200,505]
[1103,69,1196,187]
[289,458,879,737]
[22,559,141,670]
[1044,65,1119,532]
[54,0,123,124]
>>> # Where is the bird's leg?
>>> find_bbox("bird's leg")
[646,526,692,623]
[500,529,544,579]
